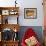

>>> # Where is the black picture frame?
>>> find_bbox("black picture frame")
[24,8,37,19]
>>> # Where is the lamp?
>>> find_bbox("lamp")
[15,0,17,7]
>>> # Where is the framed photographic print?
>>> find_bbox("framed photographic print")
[24,8,37,19]
[0,32,1,41]
[0,15,1,24]
[9,10,15,15]
[2,10,9,15]
[9,9,18,15]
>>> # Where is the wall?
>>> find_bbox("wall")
[18,0,44,26]
[0,0,44,26]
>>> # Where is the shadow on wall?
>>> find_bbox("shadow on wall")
[18,26,43,44]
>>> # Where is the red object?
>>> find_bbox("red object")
[21,28,41,46]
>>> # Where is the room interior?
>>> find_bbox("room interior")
[0,0,45,46]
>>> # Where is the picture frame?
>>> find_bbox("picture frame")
[0,32,1,41]
[24,8,37,19]
[0,15,1,24]
[2,10,9,15]
[9,10,15,15]
[9,10,18,15]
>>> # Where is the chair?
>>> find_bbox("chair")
[21,28,41,46]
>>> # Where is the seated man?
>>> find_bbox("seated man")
[21,28,41,46]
